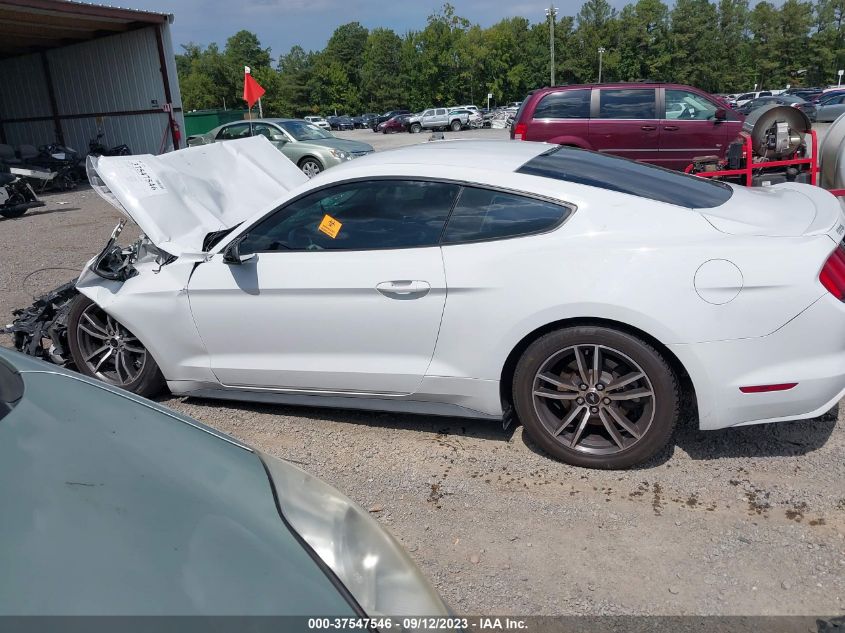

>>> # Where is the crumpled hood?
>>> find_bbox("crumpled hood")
[699,182,844,238]
[88,136,308,256]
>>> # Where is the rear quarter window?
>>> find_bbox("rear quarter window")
[517,146,733,209]
[443,187,570,244]
[533,89,591,119]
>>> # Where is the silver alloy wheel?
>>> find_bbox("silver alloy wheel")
[301,160,321,178]
[76,303,147,386]
[531,345,655,455]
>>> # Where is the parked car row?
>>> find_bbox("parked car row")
[737,94,818,121]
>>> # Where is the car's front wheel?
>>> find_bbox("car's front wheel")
[512,326,679,469]
[299,157,322,178]
[410,123,422,134]
[67,295,165,397]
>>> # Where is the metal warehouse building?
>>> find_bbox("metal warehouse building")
[0,0,183,156]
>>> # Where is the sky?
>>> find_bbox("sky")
[117,0,595,60]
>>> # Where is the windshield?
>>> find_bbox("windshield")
[279,121,334,141]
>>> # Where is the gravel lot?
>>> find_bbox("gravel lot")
[1,127,843,617]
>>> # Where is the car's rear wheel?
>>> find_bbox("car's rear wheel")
[299,157,322,178]
[67,295,165,397]
[513,326,679,469]
[450,120,462,132]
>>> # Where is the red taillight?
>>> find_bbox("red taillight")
[739,383,798,393]
[513,122,527,141]
[819,245,845,300]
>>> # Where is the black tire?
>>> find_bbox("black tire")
[450,119,462,131]
[410,123,422,134]
[67,294,165,397]
[512,326,679,469]
[0,202,28,218]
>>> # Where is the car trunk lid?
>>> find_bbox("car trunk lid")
[699,182,845,240]
[88,137,308,256]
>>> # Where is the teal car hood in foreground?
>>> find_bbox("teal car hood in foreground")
[0,348,354,616]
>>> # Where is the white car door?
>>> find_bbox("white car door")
[188,179,461,394]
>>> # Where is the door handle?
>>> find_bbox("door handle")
[663,125,680,131]
[640,125,657,131]
[376,280,431,299]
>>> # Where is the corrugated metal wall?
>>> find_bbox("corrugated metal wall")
[0,22,184,156]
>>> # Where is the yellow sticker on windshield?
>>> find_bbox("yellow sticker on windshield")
[318,214,342,239]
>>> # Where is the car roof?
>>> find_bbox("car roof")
[347,140,548,172]
[533,82,703,92]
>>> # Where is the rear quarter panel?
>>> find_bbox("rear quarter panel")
[431,176,831,384]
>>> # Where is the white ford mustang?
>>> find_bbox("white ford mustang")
[61,137,845,469]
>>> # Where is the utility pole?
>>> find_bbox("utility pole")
[598,47,606,83]
[545,5,558,86]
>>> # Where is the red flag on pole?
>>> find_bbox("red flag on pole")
[243,66,265,109]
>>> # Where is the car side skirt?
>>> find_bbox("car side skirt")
[168,377,503,421]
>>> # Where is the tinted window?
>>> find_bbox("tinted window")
[517,146,733,209]
[665,90,718,120]
[217,123,251,140]
[240,180,460,253]
[436,109,446,116]
[533,89,591,119]
[443,187,569,244]
[598,89,655,119]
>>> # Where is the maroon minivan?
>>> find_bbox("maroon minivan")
[511,83,743,170]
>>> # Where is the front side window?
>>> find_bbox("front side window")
[665,90,718,120]
[239,180,460,253]
[533,89,591,119]
[598,89,656,119]
[443,187,569,244]
[252,123,287,142]
[216,123,250,140]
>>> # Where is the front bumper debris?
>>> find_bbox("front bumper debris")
[2,281,78,366]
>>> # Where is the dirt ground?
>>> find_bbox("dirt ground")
[1,128,843,616]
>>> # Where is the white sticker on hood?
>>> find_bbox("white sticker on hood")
[113,159,168,198]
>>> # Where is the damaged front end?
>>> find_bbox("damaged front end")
[3,220,174,366]
[3,281,78,365]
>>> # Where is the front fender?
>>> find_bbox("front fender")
[76,261,215,383]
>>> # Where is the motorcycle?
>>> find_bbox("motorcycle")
[88,132,131,157]
[23,143,82,191]
[0,162,45,219]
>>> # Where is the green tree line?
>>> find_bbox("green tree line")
[176,0,845,117]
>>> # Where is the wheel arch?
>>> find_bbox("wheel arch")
[547,136,593,150]
[298,155,323,168]
[499,316,697,423]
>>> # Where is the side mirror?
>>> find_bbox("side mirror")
[222,237,256,265]
[714,108,727,122]
[271,134,287,143]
